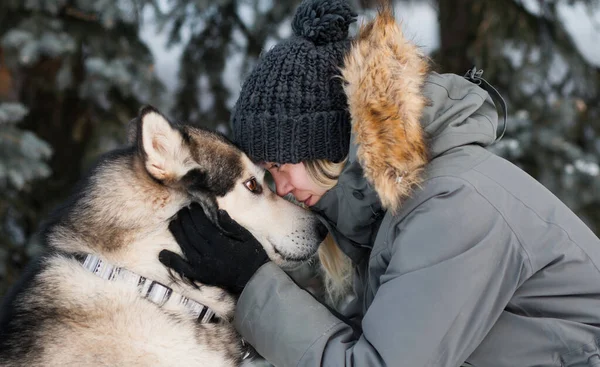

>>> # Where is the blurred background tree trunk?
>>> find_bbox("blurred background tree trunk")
[436,0,483,74]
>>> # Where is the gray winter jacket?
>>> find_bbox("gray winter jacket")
[234,11,600,367]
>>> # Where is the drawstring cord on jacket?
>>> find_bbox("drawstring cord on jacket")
[463,67,508,143]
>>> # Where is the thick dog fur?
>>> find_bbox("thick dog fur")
[341,5,430,214]
[0,106,325,366]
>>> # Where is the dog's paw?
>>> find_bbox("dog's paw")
[166,271,237,320]
[187,284,237,320]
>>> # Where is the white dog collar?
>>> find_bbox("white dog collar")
[76,253,216,324]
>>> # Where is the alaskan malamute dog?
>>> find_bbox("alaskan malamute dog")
[0,106,326,366]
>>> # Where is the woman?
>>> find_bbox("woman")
[160,0,600,366]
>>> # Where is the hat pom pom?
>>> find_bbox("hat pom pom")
[292,0,357,45]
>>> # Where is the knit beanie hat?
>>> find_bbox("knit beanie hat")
[231,0,357,164]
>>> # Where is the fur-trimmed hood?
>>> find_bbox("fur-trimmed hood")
[312,6,498,251]
[340,6,498,214]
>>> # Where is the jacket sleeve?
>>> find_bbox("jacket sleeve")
[234,179,530,366]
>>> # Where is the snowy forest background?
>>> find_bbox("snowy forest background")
[0,0,599,296]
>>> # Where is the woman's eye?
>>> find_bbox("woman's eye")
[244,177,262,194]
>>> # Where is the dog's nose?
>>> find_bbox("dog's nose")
[315,221,328,241]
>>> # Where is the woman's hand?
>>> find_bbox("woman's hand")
[159,203,269,294]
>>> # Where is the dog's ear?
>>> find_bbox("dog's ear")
[137,105,191,183]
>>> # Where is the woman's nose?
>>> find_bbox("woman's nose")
[272,173,293,197]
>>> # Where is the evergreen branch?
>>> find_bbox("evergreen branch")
[64,6,98,22]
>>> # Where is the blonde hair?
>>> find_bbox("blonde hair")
[304,159,354,304]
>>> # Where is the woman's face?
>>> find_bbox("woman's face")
[263,162,327,206]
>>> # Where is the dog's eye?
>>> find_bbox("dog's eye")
[244,177,262,194]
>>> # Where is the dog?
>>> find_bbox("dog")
[0,106,327,366]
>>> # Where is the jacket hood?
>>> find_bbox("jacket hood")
[340,6,498,214]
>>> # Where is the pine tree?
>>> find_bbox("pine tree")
[0,0,162,293]
[435,0,600,231]
[0,102,51,292]
[152,0,302,132]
